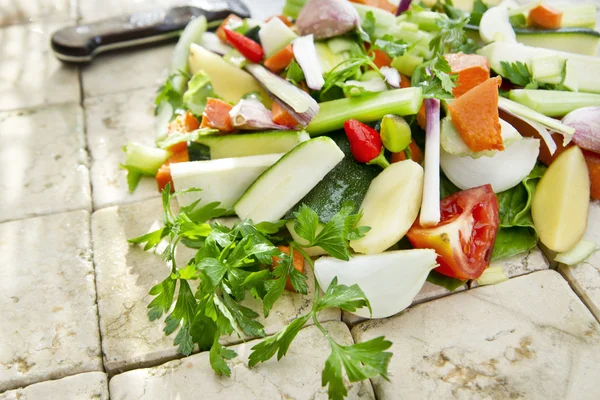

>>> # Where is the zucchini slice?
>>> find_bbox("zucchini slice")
[197,130,310,159]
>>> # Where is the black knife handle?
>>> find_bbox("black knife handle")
[51,2,250,63]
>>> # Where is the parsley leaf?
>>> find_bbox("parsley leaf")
[248,314,310,367]
[371,35,409,58]
[209,340,237,377]
[322,57,378,98]
[147,276,176,321]
[359,11,377,43]
[316,277,372,315]
[164,280,197,355]
[293,204,320,243]
[501,61,535,87]
[285,59,305,85]
[155,73,187,116]
[323,337,393,400]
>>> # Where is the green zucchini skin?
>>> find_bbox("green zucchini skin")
[187,141,211,161]
[284,131,381,223]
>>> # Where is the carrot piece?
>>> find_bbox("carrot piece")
[272,102,299,128]
[265,15,294,27]
[368,49,393,69]
[391,140,423,164]
[444,53,490,98]
[499,110,571,166]
[155,149,190,193]
[201,98,234,133]
[166,111,200,153]
[272,246,305,292]
[583,150,600,200]
[349,0,397,13]
[216,14,243,42]
[400,74,411,89]
[417,103,427,130]
[264,45,294,73]
[528,4,563,29]
[448,76,503,152]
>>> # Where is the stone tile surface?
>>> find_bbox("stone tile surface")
[471,247,549,288]
[0,103,91,223]
[559,201,600,322]
[352,271,600,400]
[0,211,103,392]
[84,87,160,209]
[109,322,374,400]
[91,197,339,374]
[81,44,171,98]
[0,372,108,400]
[0,0,74,26]
[0,22,79,111]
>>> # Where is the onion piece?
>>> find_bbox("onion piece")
[380,66,401,88]
[198,32,232,55]
[314,249,438,318]
[244,63,320,127]
[440,137,541,193]
[554,239,598,265]
[396,0,413,16]
[293,35,324,91]
[296,0,359,39]
[562,107,600,154]
[498,97,574,146]
[420,98,441,227]
[229,99,288,130]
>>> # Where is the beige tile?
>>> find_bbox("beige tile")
[0,0,74,27]
[352,271,600,400]
[0,372,108,400]
[109,322,374,400]
[0,21,80,111]
[0,103,91,223]
[91,197,339,374]
[0,211,103,392]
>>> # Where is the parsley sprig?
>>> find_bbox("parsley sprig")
[500,61,567,91]
[130,188,392,397]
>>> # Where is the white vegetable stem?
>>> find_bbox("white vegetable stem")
[229,99,287,130]
[380,66,401,88]
[420,98,441,227]
[293,35,325,91]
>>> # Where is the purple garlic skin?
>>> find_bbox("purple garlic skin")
[296,0,359,40]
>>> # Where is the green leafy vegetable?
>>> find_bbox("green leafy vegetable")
[182,71,217,115]
[155,72,188,116]
[509,14,527,29]
[359,11,377,43]
[132,186,389,399]
[501,61,536,88]
[371,35,409,58]
[468,0,488,26]
[322,57,379,98]
[426,270,466,291]
[285,59,306,85]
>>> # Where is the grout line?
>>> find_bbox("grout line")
[557,266,600,324]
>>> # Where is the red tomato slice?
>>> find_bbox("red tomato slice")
[407,185,499,280]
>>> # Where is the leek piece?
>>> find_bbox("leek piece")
[498,97,575,138]
[557,3,598,29]
[555,240,597,265]
[419,98,441,227]
[404,11,449,31]
[509,90,600,118]
[530,56,565,85]
[306,87,423,136]
[170,16,208,94]
[476,266,509,286]
[122,143,171,176]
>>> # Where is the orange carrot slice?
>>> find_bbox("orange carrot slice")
[201,98,234,133]
[264,44,294,73]
[583,150,600,200]
[216,14,243,42]
[528,5,563,29]
[400,74,411,89]
[350,0,397,14]
[155,149,190,193]
[449,76,503,152]
[444,53,490,98]
[391,141,423,164]
[166,111,200,153]
[272,102,299,128]
[265,15,294,27]
[272,246,305,291]
[369,49,392,69]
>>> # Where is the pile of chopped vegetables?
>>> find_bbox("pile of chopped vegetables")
[121,0,600,398]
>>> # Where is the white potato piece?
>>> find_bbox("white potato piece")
[532,146,590,252]
[350,160,424,254]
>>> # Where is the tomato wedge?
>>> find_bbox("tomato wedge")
[407,185,499,280]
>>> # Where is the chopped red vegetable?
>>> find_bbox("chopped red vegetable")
[407,184,500,280]
[344,119,390,169]
[201,98,234,133]
[223,28,264,63]
[272,245,305,291]
[369,49,392,69]
[155,149,190,193]
[166,111,200,153]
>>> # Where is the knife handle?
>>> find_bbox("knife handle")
[51,5,247,63]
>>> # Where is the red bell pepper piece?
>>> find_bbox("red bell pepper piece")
[223,28,264,63]
[343,119,390,169]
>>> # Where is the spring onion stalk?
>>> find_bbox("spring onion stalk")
[229,99,288,130]
[170,16,208,94]
[198,32,231,55]
[419,98,441,227]
[563,107,600,154]
[555,240,598,265]
[396,0,412,16]
[307,87,422,136]
[498,97,575,146]
[380,66,401,88]
[509,90,600,118]
[476,266,509,286]
[293,35,324,91]
[245,63,320,127]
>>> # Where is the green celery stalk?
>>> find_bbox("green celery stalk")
[404,11,449,32]
[307,87,423,136]
[557,3,598,29]
[509,90,600,117]
[283,0,307,18]
[170,16,208,94]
